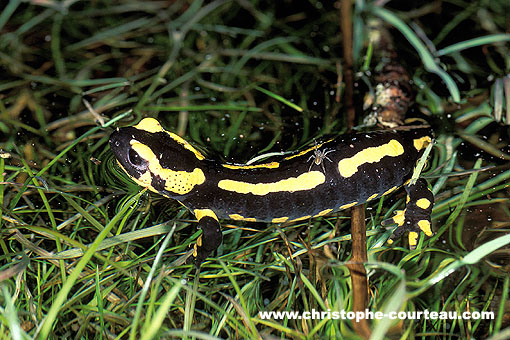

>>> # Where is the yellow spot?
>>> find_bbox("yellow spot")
[194,209,219,221]
[229,214,257,222]
[135,118,205,160]
[416,198,431,210]
[408,231,419,247]
[418,220,432,236]
[284,146,315,160]
[406,195,410,204]
[218,171,325,196]
[413,136,432,151]
[197,235,203,247]
[222,162,280,169]
[367,193,378,201]
[339,202,357,210]
[314,209,333,217]
[387,239,394,245]
[392,210,406,227]
[272,217,289,223]
[131,142,205,194]
[337,140,404,178]
[383,186,398,196]
[193,245,198,257]
[284,139,334,161]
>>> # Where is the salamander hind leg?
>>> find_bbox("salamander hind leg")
[193,209,223,267]
[383,179,434,248]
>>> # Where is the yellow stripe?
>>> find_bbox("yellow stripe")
[289,215,311,222]
[217,171,325,196]
[272,216,289,223]
[339,202,357,210]
[314,209,333,217]
[337,139,404,178]
[284,146,316,160]
[283,139,333,161]
[367,193,378,201]
[383,186,398,196]
[222,162,280,169]
[135,118,205,160]
[413,136,431,151]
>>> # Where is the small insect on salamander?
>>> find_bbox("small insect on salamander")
[109,118,434,266]
[307,139,335,173]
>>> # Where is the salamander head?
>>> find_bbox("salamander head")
[109,118,206,196]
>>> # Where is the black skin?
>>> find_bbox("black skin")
[195,216,223,266]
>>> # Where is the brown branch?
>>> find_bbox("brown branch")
[340,0,356,131]
[340,0,371,338]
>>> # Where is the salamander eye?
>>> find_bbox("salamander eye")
[128,149,144,167]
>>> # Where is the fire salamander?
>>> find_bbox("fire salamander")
[109,118,434,266]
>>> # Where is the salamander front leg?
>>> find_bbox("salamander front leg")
[193,209,223,267]
[383,179,434,248]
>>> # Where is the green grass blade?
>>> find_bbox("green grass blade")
[255,86,303,112]
[434,158,482,237]
[37,191,144,339]
[436,33,510,56]
[51,14,65,78]
[139,282,183,340]
[54,222,176,258]
[371,6,460,103]
[135,0,229,110]
[0,0,21,32]
[1,285,27,340]
[495,276,509,332]
[95,266,106,340]
[218,261,259,338]
[462,233,510,265]
[65,17,154,51]
[131,227,176,340]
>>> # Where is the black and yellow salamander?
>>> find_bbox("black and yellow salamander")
[109,118,434,266]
